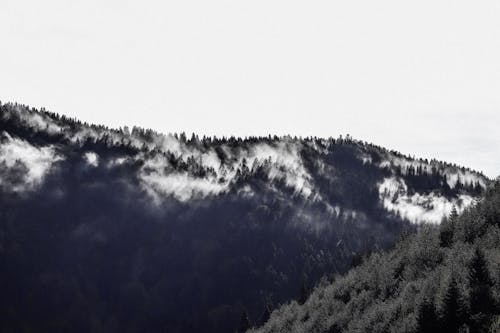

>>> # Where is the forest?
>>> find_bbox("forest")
[250,182,500,333]
[0,102,491,333]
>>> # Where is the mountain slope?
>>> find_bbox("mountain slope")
[250,182,500,333]
[0,102,490,333]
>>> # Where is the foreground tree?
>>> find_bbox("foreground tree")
[415,298,439,333]
[468,248,496,333]
[440,276,465,333]
[439,207,458,247]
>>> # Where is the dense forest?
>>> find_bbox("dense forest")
[250,181,500,333]
[0,102,490,332]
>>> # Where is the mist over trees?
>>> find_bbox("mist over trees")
[250,182,500,333]
[0,102,491,333]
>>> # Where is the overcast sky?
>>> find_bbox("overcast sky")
[1,0,499,177]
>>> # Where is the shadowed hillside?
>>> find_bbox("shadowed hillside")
[0,102,490,333]
[250,182,500,333]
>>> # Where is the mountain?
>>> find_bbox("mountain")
[0,102,490,333]
[250,181,500,333]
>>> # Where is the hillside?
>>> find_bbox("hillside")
[250,182,500,333]
[0,102,490,333]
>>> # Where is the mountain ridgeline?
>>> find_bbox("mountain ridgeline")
[0,102,490,333]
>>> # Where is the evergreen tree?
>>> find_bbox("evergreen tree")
[450,206,458,221]
[439,207,457,247]
[440,276,465,333]
[468,248,496,333]
[439,218,454,248]
[415,298,439,333]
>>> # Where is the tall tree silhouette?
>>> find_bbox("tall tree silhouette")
[415,298,439,333]
[440,276,465,333]
[468,247,496,333]
[439,206,457,247]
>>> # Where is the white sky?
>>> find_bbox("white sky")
[1,0,499,177]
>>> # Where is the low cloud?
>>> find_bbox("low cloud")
[141,172,226,202]
[250,142,314,197]
[378,177,476,224]
[84,152,99,167]
[137,140,315,202]
[8,105,63,135]
[0,132,62,192]
[377,153,488,189]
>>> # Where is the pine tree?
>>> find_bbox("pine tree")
[440,276,465,333]
[468,248,496,333]
[449,206,458,221]
[416,298,439,333]
[439,207,458,247]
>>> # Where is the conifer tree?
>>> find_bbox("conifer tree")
[416,298,439,333]
[439,207,458,247]
[440,276,465,333]
[468,248,496,333]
